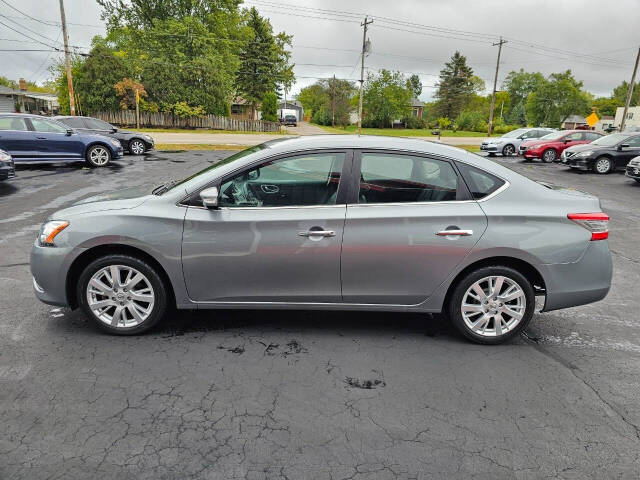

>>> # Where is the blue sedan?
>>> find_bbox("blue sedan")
[0,113,123,167]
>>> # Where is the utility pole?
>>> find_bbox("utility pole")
[58,0,75,116]
[487,36,506,136]
[135,88,140,129]
[358,16,373,135]
[620,46,640,132]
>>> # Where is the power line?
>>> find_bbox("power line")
[0,19,60,50]
[0,13,61,45]
[0,0,58,26]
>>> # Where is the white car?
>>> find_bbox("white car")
[481,128,555,156]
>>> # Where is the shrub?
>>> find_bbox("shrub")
[437,117,451,130]
[311,107,332,126]
[455,111,485,132]
[168,102,206,118]
[261,92,278,122]
[402,115,426,129]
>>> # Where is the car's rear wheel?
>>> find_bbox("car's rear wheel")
[635,178,640,183]
[502,144,515,156]
[448,266,535,344]
[594,156,613,174]
[77,254,167,335]
[129,139,146,155]
[542,149,557,163]
[85,145,111,167]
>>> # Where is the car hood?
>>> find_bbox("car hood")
[564,143,596,154]
[50,185,152,218]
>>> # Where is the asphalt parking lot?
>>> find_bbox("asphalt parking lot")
[1,149,639,479]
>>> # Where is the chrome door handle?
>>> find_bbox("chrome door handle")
[298,230,336,237]
[36,136,47,140]
[436,229,473,236]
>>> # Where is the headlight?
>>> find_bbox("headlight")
[0,150,11,162]
[38,220,69,246]
[575,150,593,157]
[110,138,121,147]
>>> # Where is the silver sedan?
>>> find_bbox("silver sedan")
[30,136,612,344]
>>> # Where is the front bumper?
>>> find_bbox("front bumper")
[114,146,124,158]
[540,240,612,312]
[626,165,640,179]
[562,155,592,170]
[480,144,499,152]
[0,160,15,180]
[30,241,83,307]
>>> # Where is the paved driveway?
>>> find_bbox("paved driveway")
[1,151,639,479]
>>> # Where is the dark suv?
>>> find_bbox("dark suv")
[282,115,297,127]
[55,116,154,155]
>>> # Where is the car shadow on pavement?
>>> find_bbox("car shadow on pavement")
[0,182,19,196]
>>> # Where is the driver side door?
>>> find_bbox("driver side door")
[182,150,351,303]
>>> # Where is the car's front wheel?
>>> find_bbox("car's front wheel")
[448,266,535,344]
[502,144,515,156]
[594,156,613,174]
[77,254,167,335]
[129,139,146,155]
[85,145,112,167]
[542,149,557,163]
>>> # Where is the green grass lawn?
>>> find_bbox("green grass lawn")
[155,143,246,151]
[132,127,287,135]
[318,125,499,137]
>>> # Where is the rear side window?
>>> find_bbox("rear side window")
[456,162,505,200]
[358,153,458,203]
[0,116,28,131]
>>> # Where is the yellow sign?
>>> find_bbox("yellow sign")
[586,112,599,127]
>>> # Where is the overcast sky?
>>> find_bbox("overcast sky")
[1,0,638,101]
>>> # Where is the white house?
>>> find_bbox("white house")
[0,79,59,115]
[614,106,640,131]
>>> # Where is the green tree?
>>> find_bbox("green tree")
[261,91,278,122]
[362,69,412,128]
[407,74,422,98]
[324,76,355,127]
[236,7,294,119]
[612,80,640,107]
[525,70,590,127]
[51,56,85,115]
[297,83,328,118]
[434,51,479,119]
[502,69,546,125]
[593,97,619,117]
[0,76,18,89]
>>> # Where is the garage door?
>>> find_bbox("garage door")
[0,96,15,113]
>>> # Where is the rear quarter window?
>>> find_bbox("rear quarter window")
[456,162,505,199]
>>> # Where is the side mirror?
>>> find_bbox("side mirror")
[618,144,630,151]
[563,139,572,144]
[200,186,219,209]
[66,129,73,136]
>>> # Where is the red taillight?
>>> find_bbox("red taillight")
[568,213,609,241]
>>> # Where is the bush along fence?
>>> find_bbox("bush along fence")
[92,110,282,132]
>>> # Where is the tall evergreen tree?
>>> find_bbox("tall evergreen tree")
[434,51,477,119]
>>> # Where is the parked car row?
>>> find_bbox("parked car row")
[0,113,153,170]
[483,127,640,178]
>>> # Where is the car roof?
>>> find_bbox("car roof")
[0,112,46,118]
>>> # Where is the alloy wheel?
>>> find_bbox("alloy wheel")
[90,147,110,166]
[503,144,515,156]
[86,265,155,328]
[130,140,145,155]
[460,275,526,337]
[595,158,611,174]
[542,150,556,163]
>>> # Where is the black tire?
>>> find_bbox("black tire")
[128,139,146,155]
[447,266,535,345]
[635,178,640,183]
[487,152,495,157]
[541,149,557,163]
[593,156,613,174]
[502,144,515,156]
[77,254,167,335]
[85,144,112,167]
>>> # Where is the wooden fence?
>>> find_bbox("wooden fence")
[92,110,282,132]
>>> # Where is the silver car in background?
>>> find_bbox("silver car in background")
[30,136,612,344]
[481,127,555,156]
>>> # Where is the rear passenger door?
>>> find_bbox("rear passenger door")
[0,116,36,160]
[340,151,489,305]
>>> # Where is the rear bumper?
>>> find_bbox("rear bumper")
[540,240,612,312]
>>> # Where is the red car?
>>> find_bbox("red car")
[519,130,603,162]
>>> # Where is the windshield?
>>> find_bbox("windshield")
[590,133,629,147]
[157,143,270,194]
[501,128,527,138]
[539,131,567,140]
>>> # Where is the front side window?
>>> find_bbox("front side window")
[0,116,28,131]
[456,162,505,200]
[30,118,68,133]
[521,130,539,139]
[564,132,583,141]
[358,153,458,203]
[59,117,87,128]
[85,118,113,130]
[219,152,345,208]
[625,135,640,147]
